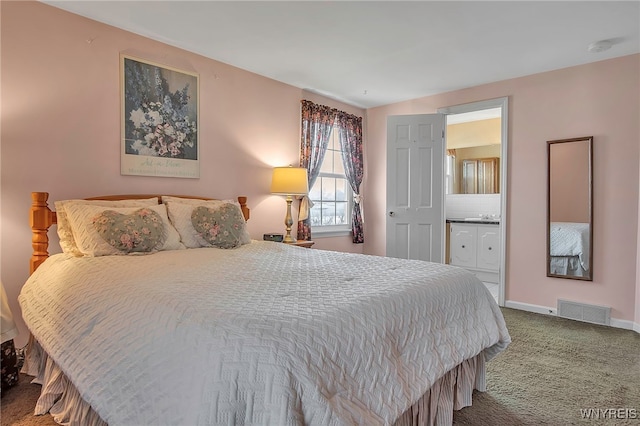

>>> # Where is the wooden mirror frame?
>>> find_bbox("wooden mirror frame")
[546,136,593,281]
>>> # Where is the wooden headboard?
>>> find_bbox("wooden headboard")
[30,192,250,274]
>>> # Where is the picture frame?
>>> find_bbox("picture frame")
[120,54,199,178]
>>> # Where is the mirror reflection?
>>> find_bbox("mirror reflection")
[445,108,501,194]
[461,156,499,194]
[547,136,593,280]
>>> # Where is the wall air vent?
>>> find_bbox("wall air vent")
[557,299,611,326]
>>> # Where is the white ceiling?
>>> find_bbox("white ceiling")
[44,1,640,109]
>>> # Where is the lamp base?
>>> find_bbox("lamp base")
[282,195,297,244]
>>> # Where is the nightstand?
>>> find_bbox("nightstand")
[286,240,315,248]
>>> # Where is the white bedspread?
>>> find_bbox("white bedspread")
[550,222,590,272]
[19,241,510,425]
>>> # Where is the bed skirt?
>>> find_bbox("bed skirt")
[22,338,485,426]
[549,255,588,277]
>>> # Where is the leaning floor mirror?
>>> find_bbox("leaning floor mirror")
[547,136,593,280]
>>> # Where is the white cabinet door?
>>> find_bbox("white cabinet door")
[477,225,501,270]
[450,224,476,268]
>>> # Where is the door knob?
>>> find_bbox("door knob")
[389,211,395,217]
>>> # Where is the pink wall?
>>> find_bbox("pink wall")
[637,144,640,329]
[1,2,363,346]
[365,55,640,324]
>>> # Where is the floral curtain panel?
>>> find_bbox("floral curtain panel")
[297,100,335,241]
[297,100,365,243]
[336,112,364,243]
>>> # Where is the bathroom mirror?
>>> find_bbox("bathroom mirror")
[445,107,502,195]
[547,136,593,280]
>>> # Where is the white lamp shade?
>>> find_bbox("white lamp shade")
[270,167,309,195]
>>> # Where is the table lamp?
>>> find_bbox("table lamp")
[270,166,309,243]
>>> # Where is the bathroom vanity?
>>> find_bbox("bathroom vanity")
[447,219,501,284]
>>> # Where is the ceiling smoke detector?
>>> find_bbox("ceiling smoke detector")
[588,40,613,53]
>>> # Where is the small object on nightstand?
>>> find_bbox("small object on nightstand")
[287,240,314,248]
[263,233,284,242]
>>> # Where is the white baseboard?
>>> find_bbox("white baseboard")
[504,300,557,316]
[504,300,639,334]
[610,317,638,331]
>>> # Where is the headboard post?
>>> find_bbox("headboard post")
[30,192,55,274]
[237,196,250,221]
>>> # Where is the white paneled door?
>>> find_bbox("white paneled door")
[386,114,445,262]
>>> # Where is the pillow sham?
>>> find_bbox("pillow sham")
[160,195,217,205]
[165,200,250,249]
[64,203,184,256]
[162,195,246,207]
[55,198,159,257]
[163,196,250,245]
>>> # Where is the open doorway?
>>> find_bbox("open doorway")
[438,98,508,306]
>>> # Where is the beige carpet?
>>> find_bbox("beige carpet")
[454,308,640,425]
[1,374,55,426]
[2,308,639,426]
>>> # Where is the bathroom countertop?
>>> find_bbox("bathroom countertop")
[446,218,500,225]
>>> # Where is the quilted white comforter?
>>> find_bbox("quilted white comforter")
[19,241,510,425]
[550,222,590,271]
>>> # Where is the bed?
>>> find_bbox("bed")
[19,191,510,426]
[549,222,590,278]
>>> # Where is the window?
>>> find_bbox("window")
[445,154,455,195]
[309,127,352,233]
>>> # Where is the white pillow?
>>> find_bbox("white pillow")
[64,203,184,256]
[55,198,159,256]
[161,195,208,205]
[161,195,235,205]
[165,200,251,248]
[162,196,250,243]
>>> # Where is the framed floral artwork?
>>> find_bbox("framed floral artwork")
[121,54,199,178]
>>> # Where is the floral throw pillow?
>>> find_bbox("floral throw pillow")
[93,208,167,253]
[165,201,250,248]
[191,204,246,249]
[65,203,184,256]
[55,198,159,257]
